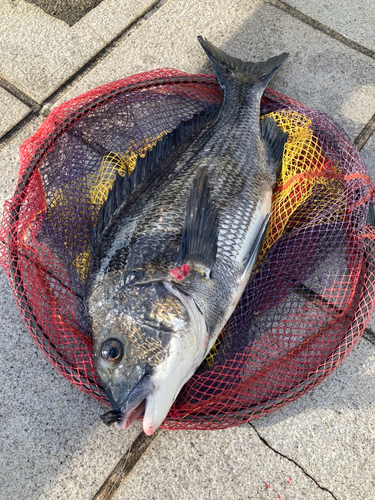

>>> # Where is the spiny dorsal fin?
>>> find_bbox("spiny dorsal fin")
[181,168,219,278]
[260,115,288,176]
[90,104,219,252]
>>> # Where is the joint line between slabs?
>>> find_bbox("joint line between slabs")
[249,423,339,500]
[267,0,375,62]
[267,0,375,151]
[354,114,375,150]
[0,76,41,112]
[0,0,168,149]
[91,429,164,500]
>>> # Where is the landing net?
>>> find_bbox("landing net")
[1,69,374,430]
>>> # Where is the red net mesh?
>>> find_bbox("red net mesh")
[1,69,374,430]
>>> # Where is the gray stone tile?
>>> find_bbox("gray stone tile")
[0,0,33,38]
[111,427,332,500]
[54,0,375,141]
[253,338,375,500]
[0,8,104,103]
[0,267,141,500]
[0,0,165,104]
[76,0,157,43]
[284,0,375,53]
[0,87,30,138]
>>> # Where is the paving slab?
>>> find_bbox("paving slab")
[253,337,375,500]
[111,426,332,500]
[75,0,162,44]
[52,0,375,141]
[0,0,156,103]
[0,87,30,138]
[0,2,103,104]
[283,0,375,53]
[0,117,47,222]
[0,0,33,38]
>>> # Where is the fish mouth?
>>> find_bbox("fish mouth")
[100,375,153,430]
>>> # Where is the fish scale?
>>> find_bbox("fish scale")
[86,37,289,435]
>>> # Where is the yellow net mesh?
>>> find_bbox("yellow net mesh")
[258,110,342,263]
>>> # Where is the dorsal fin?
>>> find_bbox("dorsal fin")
[89,104,219,253]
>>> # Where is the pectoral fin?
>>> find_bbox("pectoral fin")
[240,213,270,281]
[181,169,219,278]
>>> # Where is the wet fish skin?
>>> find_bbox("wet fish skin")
[86,37,288,435]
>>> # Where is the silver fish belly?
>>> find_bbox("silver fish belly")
[85,37,288,435]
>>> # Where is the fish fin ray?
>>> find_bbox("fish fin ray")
[181,168,219,277]
[261,115,288,177]
[198,36,288,88]
[241,213,270,281]
[89,104,219,253]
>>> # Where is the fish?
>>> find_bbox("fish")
[85,37,289,435]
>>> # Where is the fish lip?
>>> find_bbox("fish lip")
[99,375,153,429]
[118,375,154,429]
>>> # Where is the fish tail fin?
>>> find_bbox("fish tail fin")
[198,36,288,89]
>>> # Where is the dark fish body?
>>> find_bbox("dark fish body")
[86,38,288,435]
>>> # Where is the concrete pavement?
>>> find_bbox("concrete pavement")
[1,1,374,499]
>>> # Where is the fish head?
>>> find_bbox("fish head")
[90,278,208,435]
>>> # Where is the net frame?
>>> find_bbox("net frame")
[1,69,374,430]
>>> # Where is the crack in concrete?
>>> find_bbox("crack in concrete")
[249,423,339,499]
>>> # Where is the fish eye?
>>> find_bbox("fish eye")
[101,339,123,364]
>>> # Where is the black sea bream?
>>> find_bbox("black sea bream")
[85,37,288,435]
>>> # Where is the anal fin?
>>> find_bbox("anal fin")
[241,213,270,281]
[261,115,288,176]
[181,169,219,278]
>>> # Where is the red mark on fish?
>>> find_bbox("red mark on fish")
[263,482,271,489]
[170,264,191,281]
